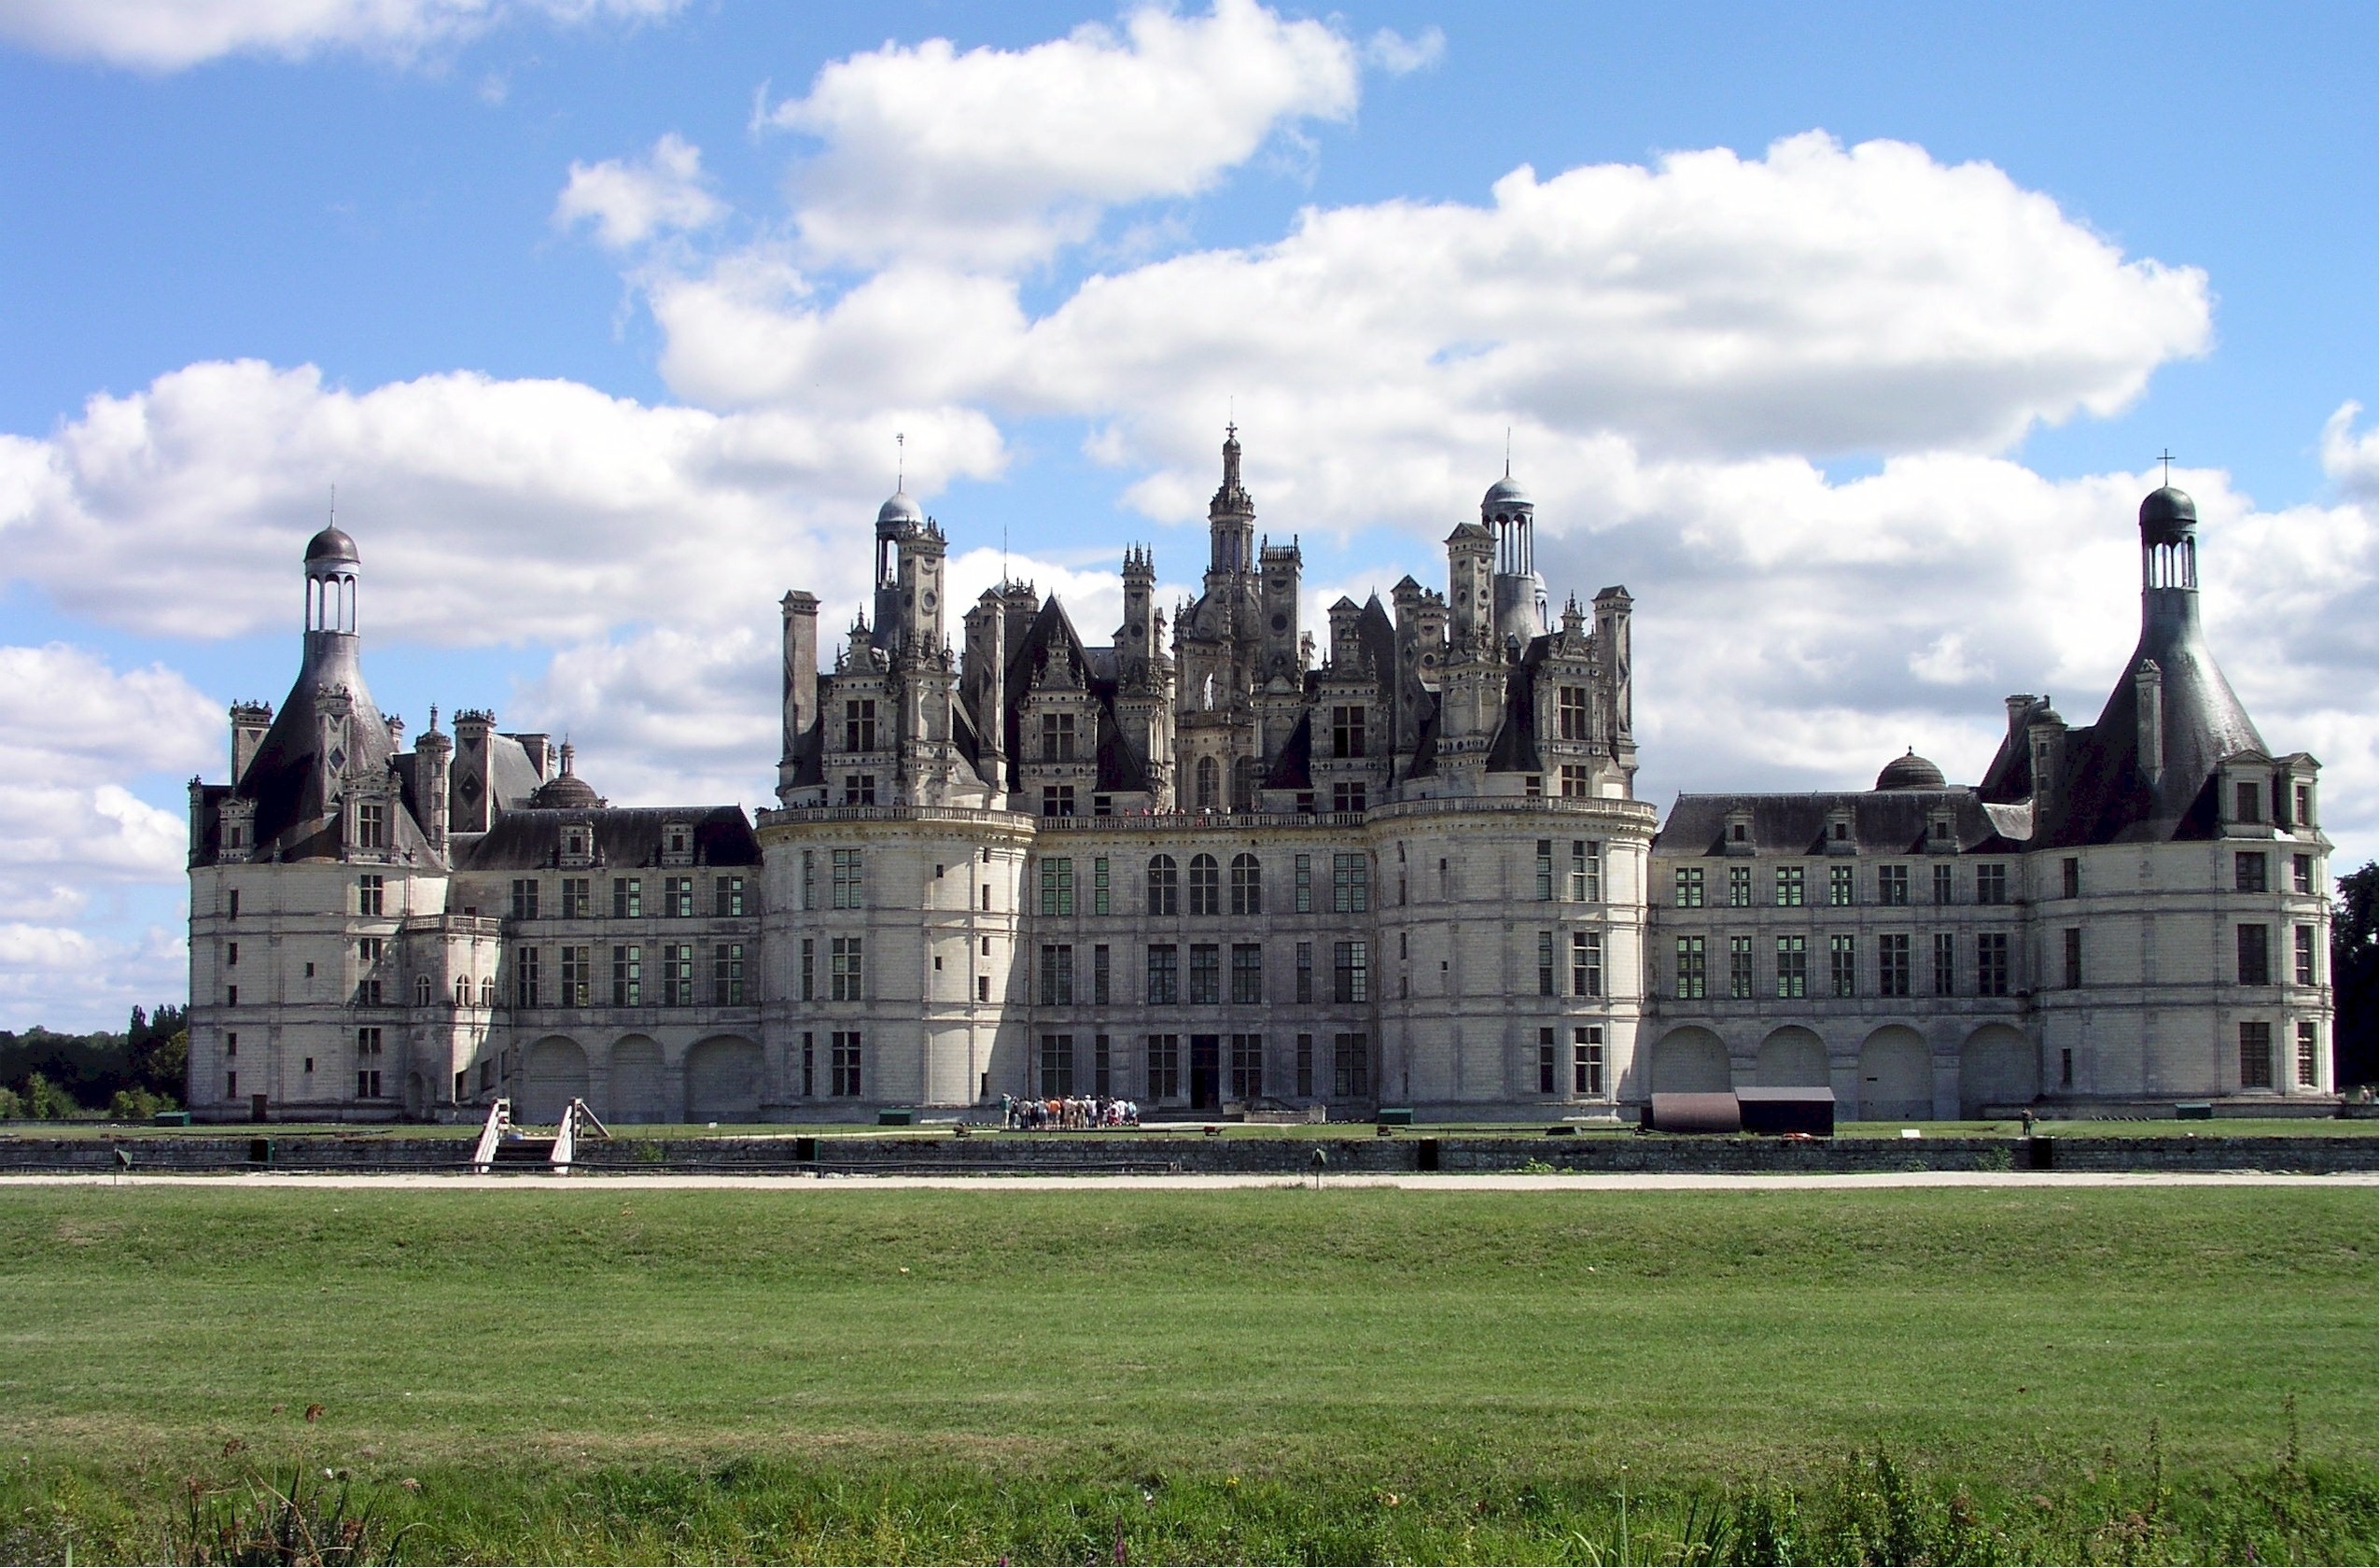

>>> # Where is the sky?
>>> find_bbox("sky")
[0,0,2372,1031]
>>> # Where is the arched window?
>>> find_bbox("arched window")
[1232,756,1257,813]
[453,977,469,1006]
[413,975,431,1006]
[1147,855,1179,916]
[1196,756,1219,810]
[1230,853,1263,916]
[480,977,496,1007]
[1188,854,1221,916]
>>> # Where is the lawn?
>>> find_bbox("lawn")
[0,1184,2371,1563]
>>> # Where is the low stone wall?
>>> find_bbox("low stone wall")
[0,1129,2371,1176]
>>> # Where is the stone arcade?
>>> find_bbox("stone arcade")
[183,436,2335,1122]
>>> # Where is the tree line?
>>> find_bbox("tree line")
[0,1003,186,1120]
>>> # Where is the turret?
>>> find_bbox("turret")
[414,711,452,855]
[873,489,923,651]
[1483,472,1547,647]
[1257,538,1302,681]
[1207,425,1255,579]
[1445,522,1496,652]
[896,518,947,656]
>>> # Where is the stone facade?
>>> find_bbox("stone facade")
[181,441,2333,1122]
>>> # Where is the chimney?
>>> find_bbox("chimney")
[780,591,819,787]
[451,709,495,834]
[230,703,273,786]
[2133,659,2163,787]
[415,712,452,855]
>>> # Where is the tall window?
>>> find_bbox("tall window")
[2295,926,2317,986]
[713,942,745,1005]
[1977,932,2009,996]
[357,874,385,917]
[1334,941,1369,1004]
[2237,1022,2273,1089]
[1332,705,1366,759]
[2234,780,2261,822]
[1932,933,1955,996]
[2236,925,2271,986]
[2062,928,2083,989]
[1729,936,1754,999]
[1332,1033,1370,1098]
[1534,841,1555,901]
[511,879,540,920]
[355,801,386,849]
[1039,1033,1074,1096]
[662,944,694,1006]
[355,1028,384,1099]
[1729,866,1753,908]
[1976,863,2008,905]
[560,946,590,1006]
[1295,1033,1315,1098]
[1040,857,1074,917]
[1775,866,1804,907]
[1536,931,1556,997]
[1229,854,1263,915]
[1229,1034,1264,1099]
[1828,934,1856,997]
[1878,934,1910,998]
[831,1031,862,1096]
[1332,853,1370,913]
[1675,936,1706,1000]
[1776,935,1807,999]
[1877,865,1909,906]
[1188,854,1221,916]
[1093,857,1112,915]
[2234,852,2268,893]
[831,936,864,1001]
[801,851,816,912]
[2292,855,2315,894]
[832,848,863,909]
[1041,710,1077,762]
[2061,857,2080,899]
[613,877,642,918]
[611,945,641,1006]
[1569,841,1601,902]
[1295,942,1313,1003]
[1558,686,1589,740]
[1147,1035,1182,1099]
[1195,756,1219,810]
[1187,945,1220,1004]
[1828,865,1855,907]
[2294,781,2314,827]
[1572,931,1603,998]
[1573,1027,1604,1096]
[2296,1021,2320,1087]
[1295,854,1312,913]
[1675,867,1704,907]
[1931,863,1953,905]
[1094,1034,1113,1097]
[1038,945,1073,1007]
[1093,945,1112,1005]
[715,875,747,917]
[665,875,694,917]
[1146,945,1180,1005]
[1231,945,1264,1005]
[844,699,876,751]
[514,946,541,1008]
[1148,855,1179,916]
[799,938,814,1002]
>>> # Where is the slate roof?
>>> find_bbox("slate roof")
[1654,790,2022,857]
[454,805,762,871]
[227,632,432,863]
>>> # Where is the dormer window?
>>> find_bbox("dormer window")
[845,699,877,753]
[354,801,387,850]
[2292,781,2314,829]
[669,828,687,855]
[1041,711,1077,763]
[2234,780,2261,822]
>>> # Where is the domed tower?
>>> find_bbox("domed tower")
[873,489,924,652]
[1482,470,1548,650]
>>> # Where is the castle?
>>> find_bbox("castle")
[183,431,2336,1123]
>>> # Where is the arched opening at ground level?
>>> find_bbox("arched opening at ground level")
[1649,1027,1730,1094]
[686,1035,764,1123]
[1754,1026,1828,1087]
[1857,1026,1932,1122]
[520,1036,590,1125]
[1960,1024,2038,1114]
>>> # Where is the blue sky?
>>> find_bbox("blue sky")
[0,0,2371,1029]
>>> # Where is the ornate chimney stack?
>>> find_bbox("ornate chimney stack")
[414,707,452,855]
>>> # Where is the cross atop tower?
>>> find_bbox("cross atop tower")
[2159,448,2175,487]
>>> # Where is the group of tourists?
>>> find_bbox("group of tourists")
[1001,1094,1140,1130]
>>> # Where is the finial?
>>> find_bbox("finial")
[1505,428,1510,478]
[896,431,905,490]
[428,704,438,734]
[2158,448,2174,487]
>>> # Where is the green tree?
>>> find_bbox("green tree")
[2333,861,2376,1087]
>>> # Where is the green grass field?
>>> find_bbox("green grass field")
[0,1184,2372,1563]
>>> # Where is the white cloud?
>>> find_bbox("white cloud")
[0,0,680,71]
[0,357,1007,644]
[1363,25,1443,76]
[763,0,1360,270]
[554,133,725,251]
[655,133,2211,485]
[2321,400,2376,506]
